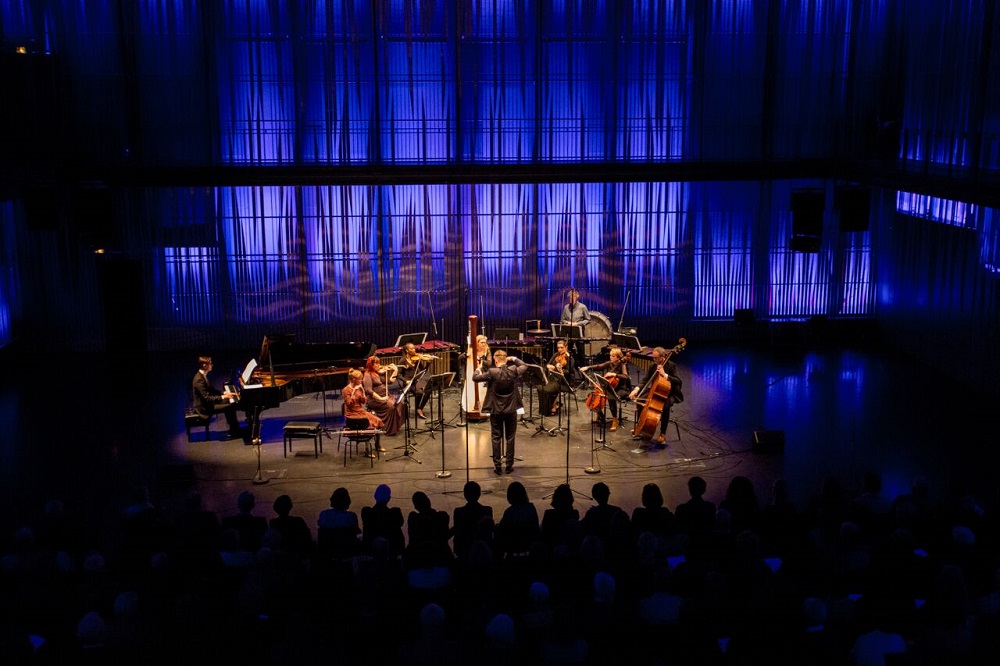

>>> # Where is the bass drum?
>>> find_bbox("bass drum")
[584,311,614,356]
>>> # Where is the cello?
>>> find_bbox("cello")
[632,338,687,440]
[460,315,490,422]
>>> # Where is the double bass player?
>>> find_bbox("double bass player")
[629,345,684,449]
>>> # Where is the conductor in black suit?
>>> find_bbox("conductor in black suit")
[473,349,528,475]
[192,356,244,440]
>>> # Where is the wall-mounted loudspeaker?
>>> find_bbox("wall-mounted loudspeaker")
[835,187,871,232]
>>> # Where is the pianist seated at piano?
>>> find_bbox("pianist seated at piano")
[192,356,248,441]
[362,356,403,436]
[344,369,384,430]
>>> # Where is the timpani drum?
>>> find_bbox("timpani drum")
[584,312,614,356]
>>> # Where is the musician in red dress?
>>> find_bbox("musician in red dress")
[362,356,403,436]
[343,369,384,429]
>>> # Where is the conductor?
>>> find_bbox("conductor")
[473,349,528,475]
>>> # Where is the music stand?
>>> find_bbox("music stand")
[521,364,554,438]
[611,332,642,351]
[423,372,455,477]
[395,332,428,348]
[425,371,457,435]
[547,372,575,437]
[387,369,424,464]
[518,352,543,427]
[592,373,619,453]
[554,323,583,339]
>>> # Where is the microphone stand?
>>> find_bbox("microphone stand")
[427,290,438,340]
[617,289,631,332]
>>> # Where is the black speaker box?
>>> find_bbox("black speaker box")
[752,430,785,453]
[835,187,871,232]
[791,191,824,237]
[734,308,755,326]
[790,235,821,252]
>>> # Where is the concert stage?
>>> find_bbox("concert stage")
[0,341,991,538]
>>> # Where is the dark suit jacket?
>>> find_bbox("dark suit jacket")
[192,371,225,419]
[473,357,527,414]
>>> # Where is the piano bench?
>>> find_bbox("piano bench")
[185,409,212,442]
[283,421,323,459]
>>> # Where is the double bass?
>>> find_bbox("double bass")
[460,315,490,422]
[632,338,687,440]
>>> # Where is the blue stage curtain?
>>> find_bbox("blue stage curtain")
[302,185,380,325]
[218,186,300,323]
[463,183,537,324]
[691,182,756,318]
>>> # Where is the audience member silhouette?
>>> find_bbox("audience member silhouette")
[674,475,717,537]
[406,491,452,567]
[540,483,581,552]
[317,486,361,560]
[630,482,675,541]
[580,481,627,545]
[220,490,267,553]
[451,481,494,561]
[269,494,313,559]
[361,483,405,557]
[494,482,540,559]
[719,474,761,536]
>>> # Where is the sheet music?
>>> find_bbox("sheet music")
[240,359,263,388]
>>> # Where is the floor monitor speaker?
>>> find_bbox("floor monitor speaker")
[752,430,785,453]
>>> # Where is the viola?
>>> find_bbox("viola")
[632,338,687,440]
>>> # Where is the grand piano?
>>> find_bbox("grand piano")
[241,335,375,411]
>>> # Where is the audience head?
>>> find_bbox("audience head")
[687,476,707,498]
[374,483,392,504]
[641,483,664,509]
[236,491,255,513]
[506,481,529,505]
[591,482,611,505]
[485,613,516,649]
[550,483,574,509]
[593,571,616,603]
[272,494,293,516]
[330,487,351,510]
[412,491,432,513]
[463,481,482,503]
[529,581,550,604]
[419,603,446,638]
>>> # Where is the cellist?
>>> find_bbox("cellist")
[580,346,632,431]
[628,346,683,448]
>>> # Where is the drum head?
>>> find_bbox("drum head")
[584,312,613,356]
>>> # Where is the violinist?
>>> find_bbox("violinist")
[538,339,575,415]
[580,346,632,431]
[363,356,403,436]
[628,347,683,448]
[401,342,438,419]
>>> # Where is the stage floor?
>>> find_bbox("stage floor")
[0,341,993,539]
